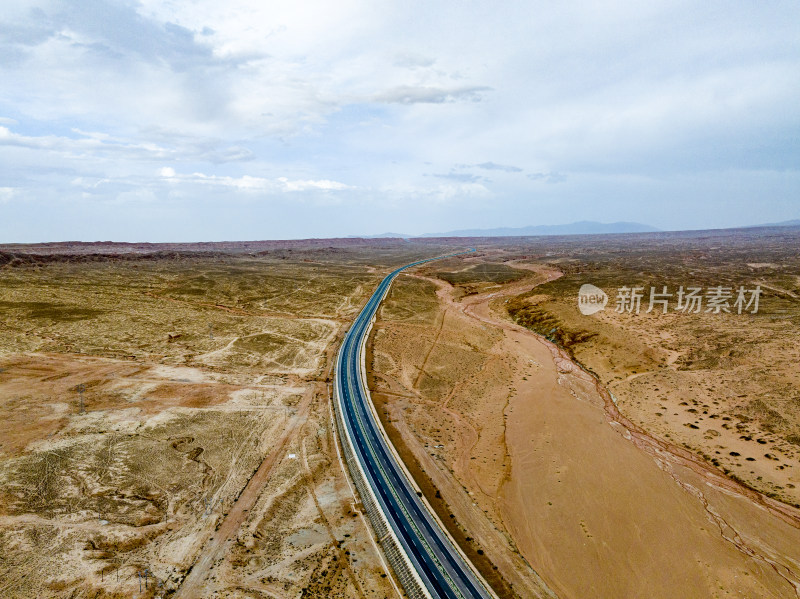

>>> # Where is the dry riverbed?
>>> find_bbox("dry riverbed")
[369,238,800,599]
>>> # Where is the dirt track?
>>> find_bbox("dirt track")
[174,389,315,597]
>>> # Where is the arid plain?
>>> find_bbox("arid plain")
[0,241,447,598]
[1,229,799,598]
[369,227,800,598]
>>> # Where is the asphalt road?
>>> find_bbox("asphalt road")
[335,252,494,599]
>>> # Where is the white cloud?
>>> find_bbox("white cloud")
[393,52,436,69]
[0,126,252,164]
[276,177,350,192]
[114,188,159,204]
[430,173,485,183]
[380,181,491,205]
[527,172,567,184]
[371,85,491,105]
[0,126,174,159]
[470,162,522,173]
[1,0,798,240]
[158,168,351,192]
[0,187,17,203]
[71,177,111,188]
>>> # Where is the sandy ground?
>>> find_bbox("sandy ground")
[173,388,315,598]
[370,261,800,599]
[4,240,797,597]
[0,256,401,599]
[501,238,800,511]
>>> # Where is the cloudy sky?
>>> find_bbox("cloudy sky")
[1,0,799,241]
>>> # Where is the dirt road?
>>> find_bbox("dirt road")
[173,389,315,598]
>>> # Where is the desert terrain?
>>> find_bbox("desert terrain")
[2,229,799,599]
[368,226,800,598]
[0,242,447,599]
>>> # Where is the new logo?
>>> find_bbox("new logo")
[578,284,608,315]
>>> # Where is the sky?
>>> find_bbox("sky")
[1,0,799,242]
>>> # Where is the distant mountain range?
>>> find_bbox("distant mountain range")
[360,232,413,238]
[420,221,660,237]
[358,218,800,239]
[755,219,800,228]
[360,221,660,239]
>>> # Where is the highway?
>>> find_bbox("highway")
[335,251,495,599]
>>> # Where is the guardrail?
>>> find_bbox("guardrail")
[331,250,500,599]
[332,371,433,598]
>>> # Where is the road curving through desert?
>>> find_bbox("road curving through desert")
[410,262,800,599]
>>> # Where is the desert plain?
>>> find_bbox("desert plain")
[1,228,799,598]
[0,240,443,598]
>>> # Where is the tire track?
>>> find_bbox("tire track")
[172,390,314,598]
